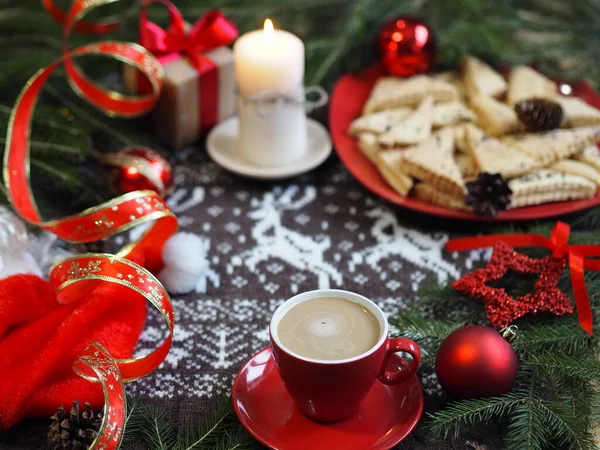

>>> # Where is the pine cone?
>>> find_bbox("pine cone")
[47,400,102,450]
[514,98,564,131]
[466,172,512,217]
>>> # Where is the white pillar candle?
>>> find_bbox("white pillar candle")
[233,19,304,97]
[233,20,308,167]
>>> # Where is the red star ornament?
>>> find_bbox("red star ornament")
[452,242,573,328]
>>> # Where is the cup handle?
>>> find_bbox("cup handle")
[377,337,421,385]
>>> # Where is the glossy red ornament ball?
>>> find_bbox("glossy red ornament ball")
[435,326,518,399]
[101,146,173,197]
[378,17,436,77]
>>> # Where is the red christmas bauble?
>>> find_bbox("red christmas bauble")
[378,17,436,77]
[435,326,518,399]
[99,146,173,197]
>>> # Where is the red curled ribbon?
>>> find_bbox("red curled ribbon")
[4,1,177,447]
[446,221,600,335]
[139,0,238,129]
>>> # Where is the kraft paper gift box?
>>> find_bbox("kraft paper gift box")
[124,3,238,149]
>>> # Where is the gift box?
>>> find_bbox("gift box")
[124,1,238,149]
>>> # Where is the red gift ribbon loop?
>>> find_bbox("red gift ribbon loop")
[42,0,120,35]
[61,0,164,118]
[139,0,238,56]
[446,221,595,335]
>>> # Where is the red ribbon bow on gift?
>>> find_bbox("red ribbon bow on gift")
[446,222,600,335]
[138,0,238,132]
[140,0,238,59]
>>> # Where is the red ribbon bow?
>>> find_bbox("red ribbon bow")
[139,0,238,59]
[446,222,600,335]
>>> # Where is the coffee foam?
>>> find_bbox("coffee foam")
[277,297,380,361]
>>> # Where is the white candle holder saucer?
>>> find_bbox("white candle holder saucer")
[206,116,332,180]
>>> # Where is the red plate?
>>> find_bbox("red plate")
[330,66,600,221]
[233,346,423,450]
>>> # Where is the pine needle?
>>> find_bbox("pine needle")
[391,315,464,349]
[524,353,600,380]
[0,138,86,158]
[134,405,177,450]
[427,394,524,439]
[506,400,546,450]
[179,396,239,450]
[514,324,594,355]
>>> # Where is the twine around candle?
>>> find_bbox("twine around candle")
[242,86,329,118]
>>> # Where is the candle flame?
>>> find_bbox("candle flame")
[263,18,275,47]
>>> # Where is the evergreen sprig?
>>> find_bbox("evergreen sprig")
[178,396,242,450]
[427,393,524,438]
[513,323,595,355]
[124,396,256,450]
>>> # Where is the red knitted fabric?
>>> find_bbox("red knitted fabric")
[0,274,146,429]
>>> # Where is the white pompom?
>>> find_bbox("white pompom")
[158,232,209,294]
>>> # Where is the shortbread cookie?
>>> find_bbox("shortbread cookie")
[509,189,596,208]
[413,183,470,211]
[548,159,600,186]
[508,169,596,208]
[357,133,383,164]
[432,102,476,128]
[378,96,433,147]
[509,169,597,208]
[471,94,524,136]
[401,128,466,198]
[451,123,471,153]
[376,150,413,196]
[506,66,557,105]
[431,71,467,101]
[465,124,536,178]
[455,152,479,177]
[553,96,600,128]
[462,55,507,99]
[349,108,412,136]
[363,75,457,114]
[503,126,600,166]
[575,145,600,172]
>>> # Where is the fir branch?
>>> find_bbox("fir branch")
[210,424,257,450]
[29,159,105,204]
[178,396,239,450]
[513,324,595,355]
[523,353,600,380]
[390,315,465,356]
[134,404,177,450]
[0,104,86,135]
[506,400,546,450]
[427,394,524,439]
[538,400,596,450]
[0,138,87,159]
[43,84,135,147]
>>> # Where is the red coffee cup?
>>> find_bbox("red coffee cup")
[269,289,421,422]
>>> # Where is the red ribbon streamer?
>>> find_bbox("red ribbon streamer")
[446,222,600,335]
[4,1,177,446]
[41,0,120,34]
[139,0,238,129]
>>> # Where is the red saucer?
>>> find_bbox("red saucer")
[233,347,424,450]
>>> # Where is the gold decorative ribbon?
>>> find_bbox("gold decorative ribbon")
[72,343,127,449]
[2,1,179,447]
